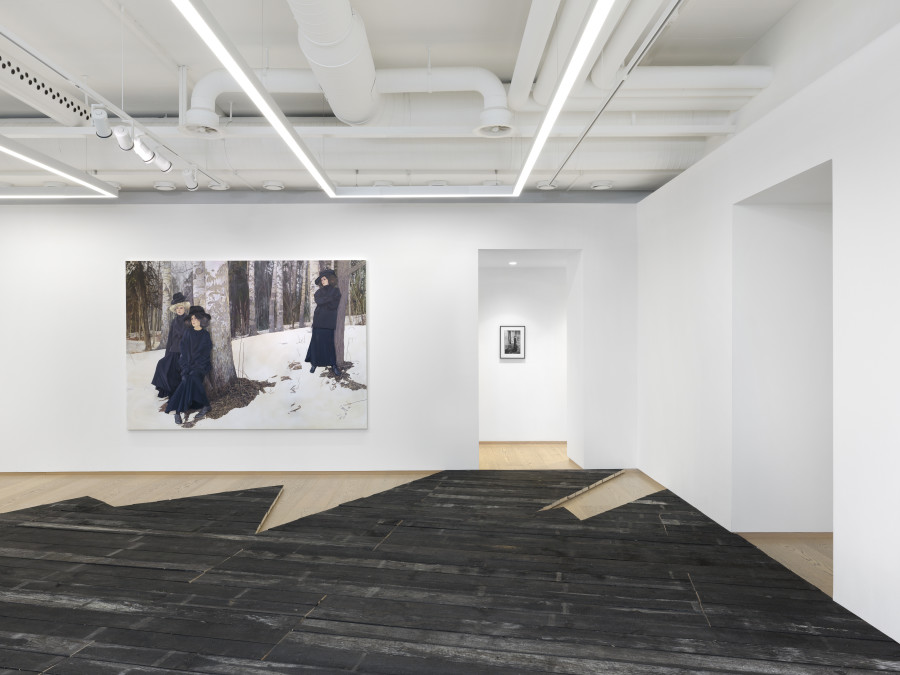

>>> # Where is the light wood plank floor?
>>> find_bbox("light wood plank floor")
[479,441,582,470]
[740,532,833,597]
[0,472,435,533]
[0,442,833,596]
[542,469,666,520]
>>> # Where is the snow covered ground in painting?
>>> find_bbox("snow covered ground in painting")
[126,326,367,430]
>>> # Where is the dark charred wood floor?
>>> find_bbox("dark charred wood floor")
[0,470,897,674]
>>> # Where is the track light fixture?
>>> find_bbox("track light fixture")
[90,105,111,139]
[152,150,173,173]
[112,125,133,151]
[182,168,199,191]
[133,135,155,163]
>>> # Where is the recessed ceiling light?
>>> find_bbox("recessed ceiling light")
[262,180,285,191]
[591,180,614,190]
[208,181,230,191]
[536,180,557,190]
[509,261,518,266]
[153,181,177,191]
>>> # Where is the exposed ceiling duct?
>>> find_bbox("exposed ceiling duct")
[0,0,830,194]
[285,0,380,125]
[183,66,513,138]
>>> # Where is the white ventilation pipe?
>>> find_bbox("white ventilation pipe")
[183,68,513,138]
[285,0,379,125]
[375,68,512,137]
[618,66,773,91]
[507,0,562,111]
[183,70,321,137]
[531,0,594,107]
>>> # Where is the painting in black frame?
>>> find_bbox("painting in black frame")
[500,325,525,359]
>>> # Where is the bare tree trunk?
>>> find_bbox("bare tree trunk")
[159,261,173,350]
[192,261,207,309]
[274,260,284,332]
[288,261,298,327]
[297,260,308,328]
[248,261,257,336]
[130,262,153,351]
[267,261,276,332]
[308,261,318,325]
[204,261,237,398]
[334,260,350,366]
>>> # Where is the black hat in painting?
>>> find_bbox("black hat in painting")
[169,292,191,313]
[315,268,338,286]
[185,305,211,323]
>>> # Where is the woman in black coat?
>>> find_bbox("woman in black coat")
[151,292,191,397]
[305,268,343,377]
[165,306,213,425]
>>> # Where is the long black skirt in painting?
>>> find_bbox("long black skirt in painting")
[151,352,181,398]
[305,327,336,368]
[164,371,210,414]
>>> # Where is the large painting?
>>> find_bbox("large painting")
[126,260,367,429]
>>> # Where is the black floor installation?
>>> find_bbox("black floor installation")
[0,471,898,674]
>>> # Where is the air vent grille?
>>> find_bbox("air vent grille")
[0,50,89,126]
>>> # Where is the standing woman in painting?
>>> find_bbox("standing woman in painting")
[165,306,213,425]
[305,268,343,377]
[151,292,191,398]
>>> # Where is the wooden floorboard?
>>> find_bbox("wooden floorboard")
[0,472,894,673]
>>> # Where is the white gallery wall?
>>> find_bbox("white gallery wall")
[478,265,568,442]
[0,202,636,474]
[732,203,832,532]
[637,17,900,642]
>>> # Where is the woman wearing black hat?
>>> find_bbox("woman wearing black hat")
[305,268,343,377]
[151,292,191,398]
[165,305,213,425]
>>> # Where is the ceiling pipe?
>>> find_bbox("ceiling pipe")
[507,0,562,111]
[531,0,593,107]
[375,68,512,137]
[182,67,513,138]
[617,65,773,90]
[183,69,321,136]
[285,0,379,125]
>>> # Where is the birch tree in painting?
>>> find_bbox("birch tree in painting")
[159,261,173,350]
[267,261,276,332]
[193,261,207,308]
[334,259,350,367]
[274,260,284,332]
[248,261,257,336]
[308,262,318,324]
[297,260,308,328]
[203,260,237,398]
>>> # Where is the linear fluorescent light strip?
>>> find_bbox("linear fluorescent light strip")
[513,0,616,196]
[0,134,118,199]
[170,0,336,198]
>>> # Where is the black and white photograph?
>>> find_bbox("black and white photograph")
[500,325,525,359]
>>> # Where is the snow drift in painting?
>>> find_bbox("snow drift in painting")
[128,326,367,429]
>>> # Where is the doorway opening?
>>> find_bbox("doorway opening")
[477,249,582,470]
[733,160,834,595]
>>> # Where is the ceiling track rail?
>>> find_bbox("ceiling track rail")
[0,24,227,188]
[549,0,686,185]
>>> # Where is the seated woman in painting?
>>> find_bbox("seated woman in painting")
[305,268,343,377]
[165,305,213,425]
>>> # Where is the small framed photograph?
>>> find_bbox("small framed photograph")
[500,325,525,359]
